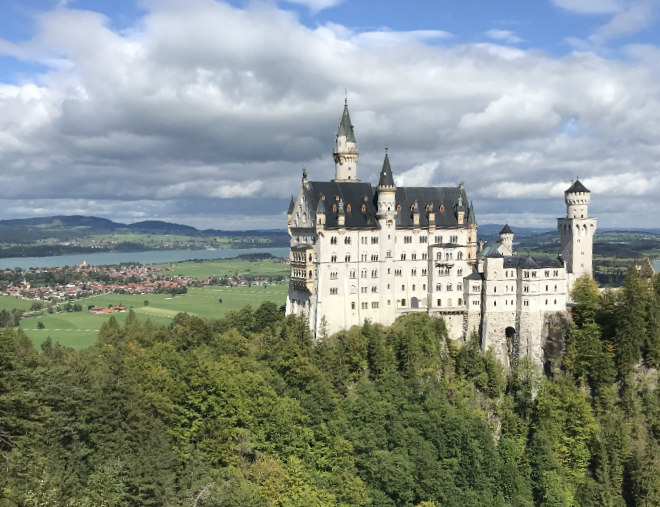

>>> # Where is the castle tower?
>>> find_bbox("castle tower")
[376,151,397,326]
[376,150,396,219]
[499,224,514,256]
[557,179,597,292]
[332,99,360,182]
[466,201,478,264]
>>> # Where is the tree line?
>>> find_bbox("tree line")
[1,267,660,505]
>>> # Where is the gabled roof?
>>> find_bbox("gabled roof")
[466,272,483,281]
[478,242,503,258]
[395,186,468,228]
[337,101,356,143]
[502,255,563,269]
[378,153,395,188]
[500,224,513,235]
[305,181,378,229]
[566,179,590,193]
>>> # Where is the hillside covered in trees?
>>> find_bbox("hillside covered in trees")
[2,267,660,505]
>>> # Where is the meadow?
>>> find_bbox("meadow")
[6,257,290,349]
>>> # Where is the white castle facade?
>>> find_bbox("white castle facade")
[286,102,596,369]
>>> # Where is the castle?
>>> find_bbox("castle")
[286,101,596,369]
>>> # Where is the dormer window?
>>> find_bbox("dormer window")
[335,195,340,201]
[410,204,415,211]
[361,204,366,212]
[439,204,445,212]
[396,204,401,211]
[425,204,431,212]
[346,204,352,212]
[332,204,337,212]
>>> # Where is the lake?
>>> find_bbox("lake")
[0,247,291,270]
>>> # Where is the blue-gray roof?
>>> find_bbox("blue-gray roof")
[337,102,356,143]
[395,186,468,228]
[503,255,563,269]
[378,153,395,188]
[500,224,513,235]
[306,181,378,229]
[566,179,589,193]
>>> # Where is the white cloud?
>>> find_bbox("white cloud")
[551,0,623,15]
[281,0,344,13]
[395,161,439,187]
[484,29,523,44]
[589,0,659,44]
[0,0,660,228]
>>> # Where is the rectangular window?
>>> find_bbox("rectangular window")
[420,236,427,243]
[371,302,379,308]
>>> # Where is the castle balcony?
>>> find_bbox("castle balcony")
[333,146,359,155]
[290,245,314,293]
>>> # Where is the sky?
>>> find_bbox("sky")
[1,0,660,231]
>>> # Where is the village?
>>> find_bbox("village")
[0,261,278,305]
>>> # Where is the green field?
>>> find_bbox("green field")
[165,258,289,279]
[10,282,288,350]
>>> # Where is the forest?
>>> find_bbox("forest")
[1,266,660,506]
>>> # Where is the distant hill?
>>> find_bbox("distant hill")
[0,215,289,257]
[0,215,287,239]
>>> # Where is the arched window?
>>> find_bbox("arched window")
[396,204,401,211]
[439,204,445,212]
[361,204,366,212]
[332,204,337,212]
[346,204,352,212]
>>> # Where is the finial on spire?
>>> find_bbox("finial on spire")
[344,88,347,106]
[302,167,307,180]
[385,146,388,155]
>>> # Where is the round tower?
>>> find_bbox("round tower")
[557,179,597,292]
[498,224,514,256]
[332,99,360,182]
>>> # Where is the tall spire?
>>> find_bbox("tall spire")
[337,100,356,143]
[333,97,360,181]
[378,150,395,188]
[468,201,477,225]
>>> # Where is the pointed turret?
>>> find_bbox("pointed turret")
[337,99,356,143]
[378,152,395,189]
[332,99,360,182]
[376,150,397,220]
[499,224,514,256]
[337,198,345,227]
[287,195,295,215]
[315,195,325,229]
[468,201,477,225]
[456,185,466,225]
